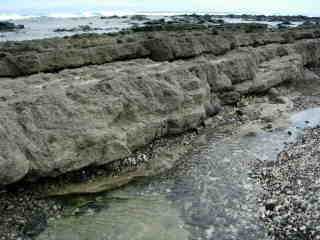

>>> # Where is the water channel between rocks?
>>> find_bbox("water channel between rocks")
[36,108,320,240]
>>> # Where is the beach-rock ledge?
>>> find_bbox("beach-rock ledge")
[0,28,320,186]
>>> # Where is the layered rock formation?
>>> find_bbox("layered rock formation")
[1,29,319,78]
[0,28,320,186]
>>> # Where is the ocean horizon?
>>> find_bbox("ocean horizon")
[1,10,318,21]
[0,11,227,21]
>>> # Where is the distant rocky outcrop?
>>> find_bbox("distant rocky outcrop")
[0,28,320,186]
[208,14,320,23]
[0,21,24,32]
[100,15,125,20]
[54,25,103,33]
[130,15,150,21]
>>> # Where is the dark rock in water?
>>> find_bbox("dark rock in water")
[215,19,225,24]
[130,23,208,32]
[277,23,289,29]
[169,14,226,26]
[100,15,121,19]
[0,22,15,31]
[282,20,292,25]
[130,15,149,21]
[54,25,103,33]
[79,25,92,31]
[0,21,24,32]
[54,28,74,32]
[277,21,292,29]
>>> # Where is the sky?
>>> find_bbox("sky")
[1,0,319,16]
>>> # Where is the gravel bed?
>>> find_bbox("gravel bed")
[253,127,320,239]
[0,188,63,240]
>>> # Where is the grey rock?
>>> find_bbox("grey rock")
[0,28,319,78]
[0,59,211,185]
[220,91,241,105]
[0,28,320,186]
[274,96,290,104]
[205,103,222,117]
[303,69,320,82]
[268,88,281,98]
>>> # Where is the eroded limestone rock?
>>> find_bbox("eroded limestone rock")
[0,29,319,186]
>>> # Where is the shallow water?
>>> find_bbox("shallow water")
[0,16,135,42]
[36,108,320,240]
[291,107,320,129]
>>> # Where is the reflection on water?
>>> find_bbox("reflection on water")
[36,108,320,240]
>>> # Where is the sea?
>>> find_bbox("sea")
[0,11,303,42]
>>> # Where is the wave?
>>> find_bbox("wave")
[0,13,36,21]
[0,11,227,21]
[0,10,316,21]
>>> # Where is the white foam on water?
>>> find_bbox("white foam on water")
[0,13,35,21]
[0,10,228,21]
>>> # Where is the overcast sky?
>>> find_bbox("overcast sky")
[1,0,319,16]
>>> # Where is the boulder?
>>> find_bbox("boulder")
[130,15,149,21]
[303,69,320,81]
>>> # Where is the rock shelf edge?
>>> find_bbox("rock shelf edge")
[0,28,320,186]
